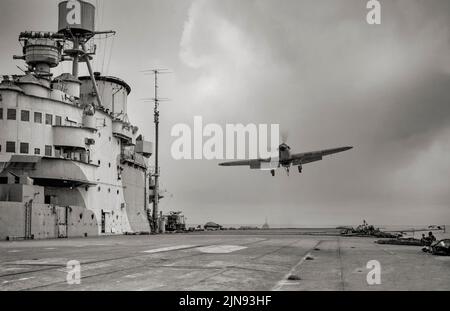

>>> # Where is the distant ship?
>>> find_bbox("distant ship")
[0,1,155,240]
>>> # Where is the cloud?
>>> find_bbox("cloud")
[180,0,258,69]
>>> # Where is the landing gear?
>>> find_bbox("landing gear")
[271,170,275,177]
[298,165,303,173]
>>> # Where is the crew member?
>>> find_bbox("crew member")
[428,231,436,244]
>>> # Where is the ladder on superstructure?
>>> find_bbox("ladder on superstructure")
[24,201,32,240]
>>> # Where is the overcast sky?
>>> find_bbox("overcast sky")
[1,0,449,226]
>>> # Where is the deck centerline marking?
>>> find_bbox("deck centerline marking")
[271,240,322,291]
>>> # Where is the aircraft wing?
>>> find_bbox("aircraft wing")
[218,160,254,166]
[218,158,275,169]
[290,146,353,165]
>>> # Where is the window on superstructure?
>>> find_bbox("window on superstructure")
[55,115,62,126]
[6,141,15,153]
[34,112,42,123]
[0,108,3,119]
[34,148,41,155]
[7,109,16,120]
[21,110,30,122]
[45,145,52,157]
[45,114,53,125]
[20,143,29,154]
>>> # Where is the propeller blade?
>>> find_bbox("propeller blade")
[281,130,289,144]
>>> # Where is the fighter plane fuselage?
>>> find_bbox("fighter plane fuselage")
[278,143,291,167]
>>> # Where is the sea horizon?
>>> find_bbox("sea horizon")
[187,223,448,230]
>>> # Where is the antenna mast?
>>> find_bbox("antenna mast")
[144,69,170,233]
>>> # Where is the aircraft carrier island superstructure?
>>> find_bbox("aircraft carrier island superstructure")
[0,1,155,240]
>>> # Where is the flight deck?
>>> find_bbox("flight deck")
[0,229,449,291]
